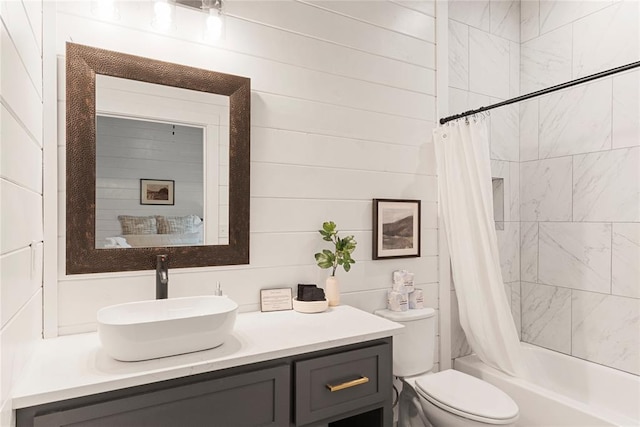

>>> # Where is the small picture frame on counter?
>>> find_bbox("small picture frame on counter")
[260,288,293,312]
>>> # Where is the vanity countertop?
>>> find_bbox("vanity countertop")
[12,305,403,409]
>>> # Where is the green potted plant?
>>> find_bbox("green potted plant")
[314,221,357,306]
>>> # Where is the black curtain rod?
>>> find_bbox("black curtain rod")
[439,60,640,125]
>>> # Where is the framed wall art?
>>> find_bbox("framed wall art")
[372,199,421,259]
[140,179,175,205]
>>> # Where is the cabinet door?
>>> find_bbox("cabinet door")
[294,343,391,426]
[31,365,289,427]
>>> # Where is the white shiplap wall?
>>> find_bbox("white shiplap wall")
[53,1,440,366]
[0,0,44,423]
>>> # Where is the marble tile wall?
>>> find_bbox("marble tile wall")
[612,224,640,299]
[521,281,571,354]
[572,291,640,375]
[572,1,640,78]
[612,71,640,149]
[538,80,612,158]
[519,99,538,161]
[520,156,572,221]
[537,1,611,35]
[491,104,519,161]
[469,28,510,99]
[520,221,538,283]
[538,222,612,293]
[519,1,640,375]
[520,25,572,93]
[448,20,469,91]
[448,0,521,359]
[573,147,640,222]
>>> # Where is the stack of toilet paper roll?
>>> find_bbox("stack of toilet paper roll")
[387,270,424,311]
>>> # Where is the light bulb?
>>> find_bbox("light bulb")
[152,0,174,31]
[204,9,223,41]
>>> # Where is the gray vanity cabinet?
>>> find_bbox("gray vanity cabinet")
[16,339,392,427]
[17,365,290,427]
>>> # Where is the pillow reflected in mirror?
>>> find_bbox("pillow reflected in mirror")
[156,214,202,234]
[117,215,158,234]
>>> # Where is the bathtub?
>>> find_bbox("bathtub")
[454,343,639,426]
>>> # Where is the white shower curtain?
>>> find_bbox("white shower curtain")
[433,117,526,377]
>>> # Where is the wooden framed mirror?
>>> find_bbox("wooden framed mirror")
[66,42,250,274]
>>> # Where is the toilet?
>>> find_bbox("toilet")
[376,308,519,427]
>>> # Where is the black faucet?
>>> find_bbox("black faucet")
[156,254,169,299]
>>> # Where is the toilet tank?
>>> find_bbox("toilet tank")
[375,308,436,377]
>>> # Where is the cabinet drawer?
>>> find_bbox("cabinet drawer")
[24,364,290,427]
[294,342,391,426]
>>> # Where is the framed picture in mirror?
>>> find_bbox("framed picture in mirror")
[140,179,175,205]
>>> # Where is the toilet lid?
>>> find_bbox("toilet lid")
[415,370,519,424]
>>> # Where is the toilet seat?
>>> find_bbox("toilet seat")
[414,370,519,425]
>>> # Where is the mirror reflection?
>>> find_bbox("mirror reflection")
[94,75,229,249]
[65,42,250,274]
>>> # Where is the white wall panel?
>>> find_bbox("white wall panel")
[250,231,372,268]
[1,244,42,328]
[1,0,44,420]
[306,1,436,42]
[67,25,436,110]
[251,163,437,201]
[23,0,43,49]
[252,93,433,145]
[0,181,42,255]
[1,24,42,145]
[0,105,42,193]
[55,12,435,96]
[250,198,372,233]
[247,64,435,120]
[0,0,42,97]
[222,14,438,92]
[251,198,436,231]
[252,128,433,175]
[225,1,435,68]
[395,0,435,17]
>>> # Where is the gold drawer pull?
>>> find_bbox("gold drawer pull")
[326,376,369,392]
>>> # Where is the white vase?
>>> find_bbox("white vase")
[325,276,340,306]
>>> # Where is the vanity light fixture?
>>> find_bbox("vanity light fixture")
[152,0,176,31]
[202,0,225,41]
[150,0,225,39]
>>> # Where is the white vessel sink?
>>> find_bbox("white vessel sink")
[97,296,238,361]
